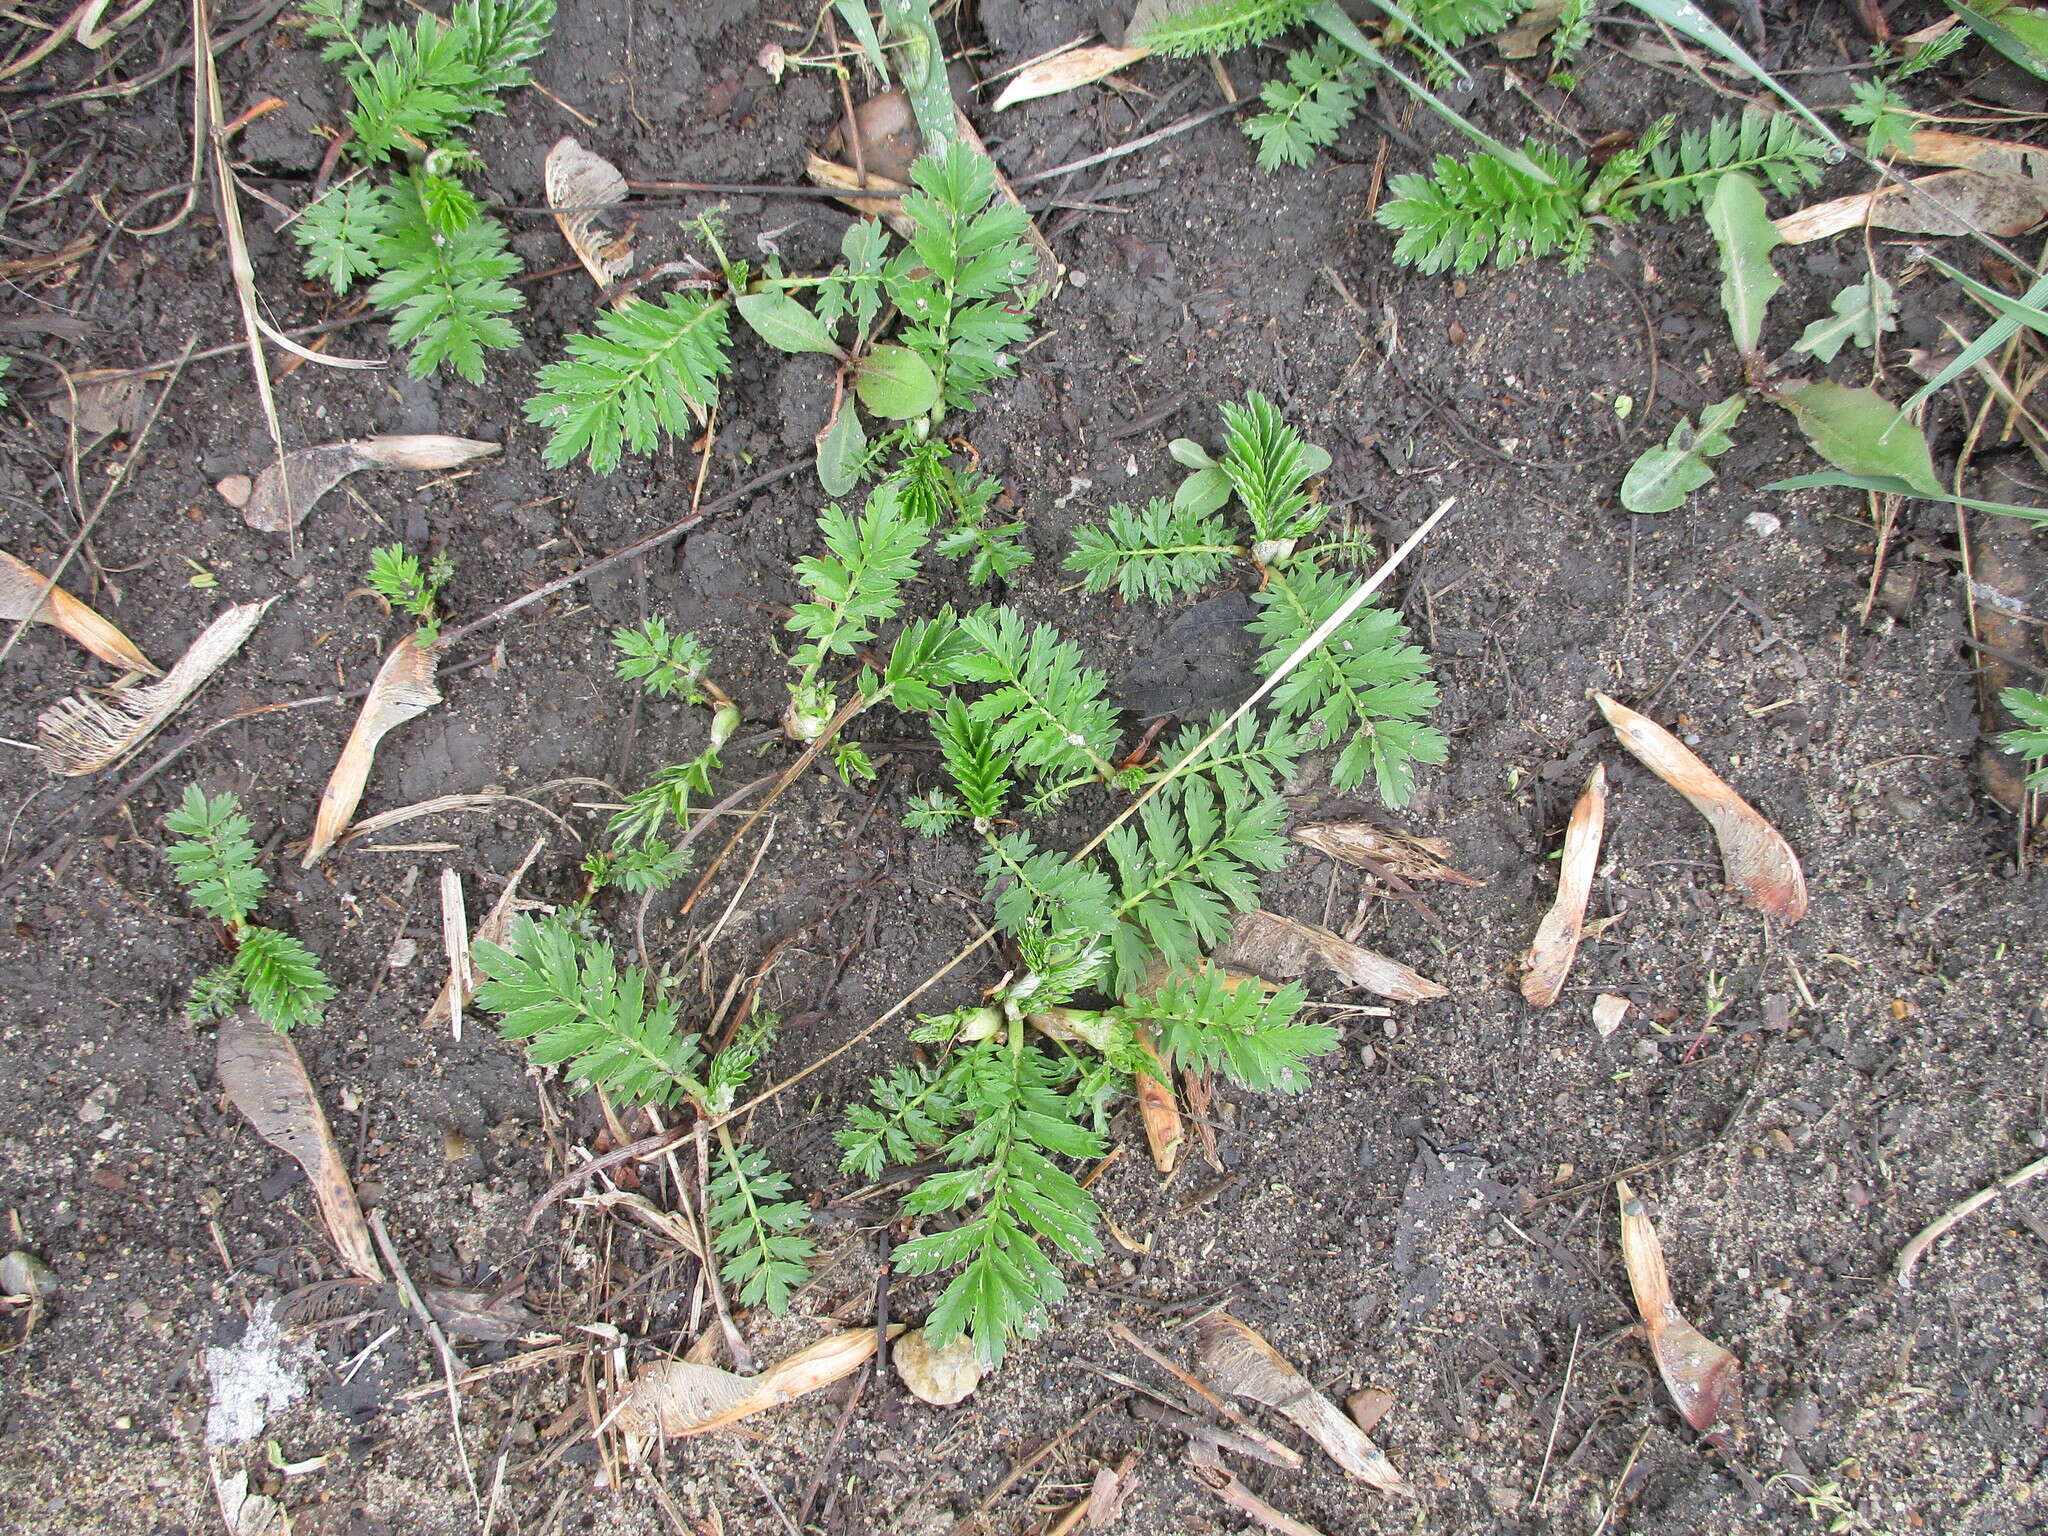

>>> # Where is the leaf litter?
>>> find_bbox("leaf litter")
[241,435,500,534]
[615,1325,899,1442]
[1521,763,1607,1007]
[1595,693,1808,922]
[543,136,635,294]
[1291,820,1486,886]
[1617,1178,1742,1440]
[37,597,272,775]
[1217,909,1447,1003]
[302,637,444,868]
[0,549,157,674]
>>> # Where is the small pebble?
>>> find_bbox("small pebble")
[214,474,253,509]
[1774,1393,1822,1439]
[893,1328,982,1407]
[1746,511,1782,538]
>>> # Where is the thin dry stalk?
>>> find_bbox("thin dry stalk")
[439,868,469,1040]
[369,1210,482,1517]
[1895,1151,2048,1288]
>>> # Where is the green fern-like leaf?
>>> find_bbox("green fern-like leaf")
[954,607,1121,789]
[706,1139,817,1314]
[932,693,1014,823]
[164,784,267,926]
[1405,0,1525,50]
[1549,0,1596,74]
[892,143,1038,412]
[788,481,928,673]
[474,914,706,1107]
[526,294,731,472]
[976,831,1117,947]
[1250,564,1446,803]
[1616,109,1828,219]
[1150,712,1304,809]
[234,926,337,1032]
[1064,499,1239,602]
[368,173,522,381]
[894,1038,1104,1366]
[1130,969,1333,1091]
[339,10,484,160]
[1245,40,1372,170]
[838,1063,965,1178]
[1130,0,1319,56]
[1220,392,1334,545]
[185,961,247,1024]
[1378,142,1593,273]
[294,179,392,293]
[613,618,712,701]
[451,0,554,97]
[1104,774,1289,994]
[1999,686,2048,788]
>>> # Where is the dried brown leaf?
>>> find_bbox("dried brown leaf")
[616,1326,899,1439]
[210,1464,289,1536]
[1195,1312,1412,1497]
[1495,0,1569,55]
[37,598,271,775]
[991,44,1150,109]
[243,435,499,534]
[1292,821,1486,886]
[276,1277,538,1341]
[1217,909,1447,1003]
[0,549,157,674]
[824,88,922,184]
[804,152,917,239]
[216,1009,382,1282]
[47,368,154,437]
[1594,694,1808,922]
[1186,1442,1328,1536]
[1346,1385,1395,1435]
[544,136,634,292]
[1132,1027,1184,1175]
[1520,763,1608,1007]
[1774,169,2048,244]
[1616,1179,1740,1438]
[302,637,443,868]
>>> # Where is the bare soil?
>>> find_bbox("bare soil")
[2,2,2046,1534]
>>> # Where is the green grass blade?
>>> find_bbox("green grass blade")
[1768,470,2048,526]
[1613,0,1843,149]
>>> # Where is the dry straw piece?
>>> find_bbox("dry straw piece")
[302,637,443,868]
[1594,693,1808,922]
[1520,763,1608,1007]
[0,549,158,674]
[1218,909,1447,1004]
[1292,820,1486,886]
[991,43,1149,110]
[544,136,635,292]
[615,1326,901,1440]
[36,597,271,775]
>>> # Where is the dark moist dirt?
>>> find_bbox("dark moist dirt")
[4,2,2048,1533]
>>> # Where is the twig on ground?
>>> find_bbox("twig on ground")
[1533,1321,1583,1506]
[943,1395,1125,1536]
[1012,103,1239,189]
[1896,1152,2048,1288]
[368,1210,482,1517]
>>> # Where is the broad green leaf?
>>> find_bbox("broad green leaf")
[855,344,941,418]
[816,397,868,496]
[1168,438,1216,469]
[1768,471,2048,525]
[1776,381,1940,496]
[1619,396,1746,514]
[736,291,842,356]
[1173,464,1232,517]
[1706,172,1783,355]
[1794,277,1897,363]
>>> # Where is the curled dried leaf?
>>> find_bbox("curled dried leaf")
[1293,821,1486,886]
[1195,1312,1412,1497]
[217,1009,382,1282]
[47,368,153,437]
[544,136,635,292]
[0,549,158,674]
[243,435,499,534]
[991,44,1150,110]
[1520,763,1608,1008]
[1218,909,1447,1003]
[37,598,271,775]
[1774,170,2048,244]
[1595,694,1808,922]
[616,1326,899,1439]
[1133,1027,1184,1175]
[302,638,443,868]
[1186,1441,1329,1536]
[804,152,917,240]
[1617,1179,1741,1439]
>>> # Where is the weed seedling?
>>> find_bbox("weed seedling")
[166,785,335,1031]
[365,542,453,643]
